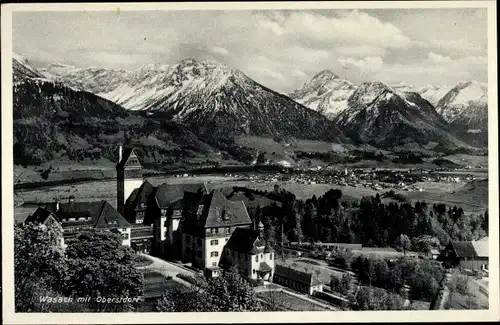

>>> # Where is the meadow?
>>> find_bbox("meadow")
[14,170,488,221]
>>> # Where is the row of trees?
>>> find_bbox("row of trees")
[14,222,143,312]
[248,188,488,253]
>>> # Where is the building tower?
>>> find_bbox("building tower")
[257,220,265,239]
[116,145,144,216]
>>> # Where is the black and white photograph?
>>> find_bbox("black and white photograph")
[1,1,498,323]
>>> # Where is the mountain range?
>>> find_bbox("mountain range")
[333,82,469,150]
[11,52,488,168]
[12,55,219,168]
[41,58,347,145]
[290,71,487,148]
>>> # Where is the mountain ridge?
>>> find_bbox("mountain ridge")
[44,58,349,145]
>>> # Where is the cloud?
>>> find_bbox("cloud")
[291,69,307,79]
[426,52,453,64]
[429,39,486,54]
[247,66,286,82]
[338,56,384,71]
[12,9,487,93]
[210,46,229,56]
[257,10,414,49]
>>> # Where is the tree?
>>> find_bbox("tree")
[157,267,261,312]
[63,229,144,312]
[14,221,67,312]
[395,234,412,257]
[415,235,440,257]
[336,273,353,296]
[330,276,340,291]
[353,286,404,311]
[206,267,262,311]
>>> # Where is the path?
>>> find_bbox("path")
[135,254,197,288]
[138,254,339,311]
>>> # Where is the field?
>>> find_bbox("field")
[398,179,488,214]
[257,290,329,311]
[14,169,488,221]
[351,247,418,259]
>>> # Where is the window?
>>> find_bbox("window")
[212,262,217,266]
[185,235,191,243]
[211,228,216,235]
[210,251,219,257]
[253,269,255,274]
[225,227,230,234]
[210,239,219,246]
[225,238,228,242]
[122,233,129,240]
[261,254,263,259]
[255,255,259,262]
[197,238,202,245]
[270,253,273,260]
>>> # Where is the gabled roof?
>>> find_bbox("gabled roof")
[25,207,55,224]
[155,182,208,208]
[126,180,154,209]
[117,148,142,169]
[53,200,130,230]
[93,201,131,229]
[450,241,478,258]
[201,190,252,228]
[225,227,265,254]
[471,240,488,257]
[274,264,322,287]
[258,262,273,272]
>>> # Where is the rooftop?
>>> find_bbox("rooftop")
[274,264,322,287]
[225,227,266,254]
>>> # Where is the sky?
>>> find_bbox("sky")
[12,8,488,93]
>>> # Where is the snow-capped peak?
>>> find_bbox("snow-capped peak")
[435,80,488,129]
[289,69,357,119]
[13,52,28,64]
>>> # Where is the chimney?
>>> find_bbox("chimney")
[118,145,123,164]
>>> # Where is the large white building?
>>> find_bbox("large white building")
[115,145,276,280]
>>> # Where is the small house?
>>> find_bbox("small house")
[444,240,488,270]
[273,264,323,295]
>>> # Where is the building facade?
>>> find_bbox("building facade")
[116,146,143,217]
[219,222,274,281]
[26,198,132,248]
[273,264,323,295]
[178,189,255,277]
[444,239,489,270]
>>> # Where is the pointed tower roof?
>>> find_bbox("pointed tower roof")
[117,147,142,170]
